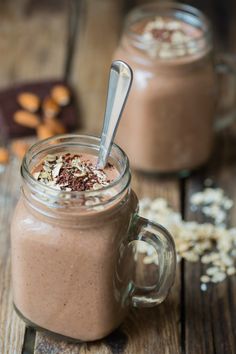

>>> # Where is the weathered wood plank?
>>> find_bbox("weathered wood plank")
[130,174,181,354]
[0,0,69,88]
[184,129,236,354]
[71,0,125,134]
[0,158,25,354]
[34,173,181,353]
[0,1,71,352]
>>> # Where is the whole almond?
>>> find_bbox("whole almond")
[14,110,40,129]
[44,118,66,135]
[17,92,40,112]
[0,147,9,165]
[51,85,70,106]
[37,124,55,140]
[11,140,29,160]
[42,97,60,118]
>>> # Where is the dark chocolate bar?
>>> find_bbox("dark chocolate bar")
[0,80,80,139]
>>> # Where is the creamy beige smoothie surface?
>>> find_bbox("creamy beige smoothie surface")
[33,153,117,192]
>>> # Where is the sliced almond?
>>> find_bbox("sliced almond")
[52,162,63,178]
[14,110,40,129]
[33,172,40,180]
[51,85,70,106]
[44,117,66,134]
[42,97,60,118]
[37,124,55,140]
[17,92,40,112]
[11,140,29,159]
[0,147,9,164]
[74,171,86,178]
[45,154,56,162]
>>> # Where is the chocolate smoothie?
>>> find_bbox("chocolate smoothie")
[11,152,137,341]
[114,5,217,173]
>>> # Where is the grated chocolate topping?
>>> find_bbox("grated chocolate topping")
[33,153,115,192]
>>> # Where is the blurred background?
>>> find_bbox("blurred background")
[0,0,236,136]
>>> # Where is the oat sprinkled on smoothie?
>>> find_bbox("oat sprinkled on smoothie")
[33,153,115,192]
[141,17,203,58]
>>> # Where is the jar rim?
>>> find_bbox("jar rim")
[21,134,131,209]
[125,2,212,55]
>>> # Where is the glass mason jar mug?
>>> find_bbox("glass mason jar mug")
[114,2,236,174]
[11,134,176,342]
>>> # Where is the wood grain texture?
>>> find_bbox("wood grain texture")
[184,129,236,354]
[0,158,25,354]
[34,173,181,354]
[0,0,69,88]
[0,1,72,352]
[71,0,125,134]
[1,1,236,353]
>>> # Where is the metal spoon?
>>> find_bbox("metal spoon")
[97,60,133,169]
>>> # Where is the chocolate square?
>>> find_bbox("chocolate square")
[0,80,80,139]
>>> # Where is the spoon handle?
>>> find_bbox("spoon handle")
[97,60,133,169]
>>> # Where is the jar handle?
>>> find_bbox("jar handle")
[128,215,176,307]
[214,54,236,131]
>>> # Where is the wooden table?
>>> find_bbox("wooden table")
[0,1,236,353]
[1,129,236,354]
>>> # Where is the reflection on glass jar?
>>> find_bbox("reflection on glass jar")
[114,2,218,173]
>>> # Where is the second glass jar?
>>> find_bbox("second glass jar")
[114,2,217,174]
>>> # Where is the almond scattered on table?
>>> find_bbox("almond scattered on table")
[0,147,9,165]
[51,85,70,106]
[37,124,55,140]
[17,92,40,112]
[11,140,29,160]
[42,97,60,119]
[14,110,40,129]
[13,84,69,140]
[44,117,67,135]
